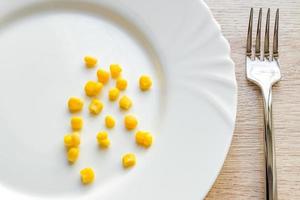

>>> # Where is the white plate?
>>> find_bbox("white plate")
[0,0,237,199]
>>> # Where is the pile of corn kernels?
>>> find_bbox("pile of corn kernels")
[64,56,153,185]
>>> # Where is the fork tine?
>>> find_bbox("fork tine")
[255,8,262,58]
[273,9,279,58]
[264,8,270,59]
[246,8,253,57]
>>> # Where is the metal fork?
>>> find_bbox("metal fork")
[246,8,281,200]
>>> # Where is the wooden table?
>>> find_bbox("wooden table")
[204,1,300,199]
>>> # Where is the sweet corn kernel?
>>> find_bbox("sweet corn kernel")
[105,115,115,128]
[70,116,83,131]
[80,168,95,184]
[110,64,122,79]
[108,87,120,101]
[84,81,103,97]
[116,78,127,91]
[96,131,110,148]
[68,97,84,113]
[135,131,153,148]
[97,131,108,141]
[89,99,104,115]
[84,56,97,68]
[119,96,132,110]
[97,69,110,84]
[64,135,72,146]
[67,147,79,163]
[124,115,138,130]
[122,153,136,168]
[99,139,110,148]
[139,75,152,91]
[64,132,80,148]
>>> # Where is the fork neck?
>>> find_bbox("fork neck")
[260,86,278,200]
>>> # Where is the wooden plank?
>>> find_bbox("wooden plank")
[204,1,300,199]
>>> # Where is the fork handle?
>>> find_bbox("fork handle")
[261,86,278,200]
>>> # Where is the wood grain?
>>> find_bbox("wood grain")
[204,0,300,199]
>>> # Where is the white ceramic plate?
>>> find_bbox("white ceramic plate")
[0,0,237,199]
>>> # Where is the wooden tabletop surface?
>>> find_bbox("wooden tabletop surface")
[204,0,300,199]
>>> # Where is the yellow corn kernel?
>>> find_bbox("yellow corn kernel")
[108,87,120,101]
[124,115,138,130]
[105,115,115,128]
[119,96,132,110]
[96,131,110,148]
[80,168,95,184]
[70,116,83,131]
[97,131,108,141]
[68,97,84,113]
[64,135,73,147]
[139,75,152,91]
[64,132,80,148]
[135,131,153,148]
[97,69,110,84]
[89,99,104,115]
[99,139,110,148]
[84,56,97,68]
[67,147,80,163]
[122,153,136,168]
[110,64,122,79]
[84,81,103,97]
[116,78,127,91]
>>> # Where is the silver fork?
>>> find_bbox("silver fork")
[246,8,281,200]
